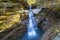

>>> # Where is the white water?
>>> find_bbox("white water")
[21,6,43,40]
[28,7,37,37]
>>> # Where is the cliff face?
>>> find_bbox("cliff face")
[0,8,56,40]
[0,0,60,40]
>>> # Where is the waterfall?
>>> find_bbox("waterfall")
[27,6,37,37]
[21,6,43,40]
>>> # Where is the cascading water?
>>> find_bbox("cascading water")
[27,6,37,37]
[21,6,43,40]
